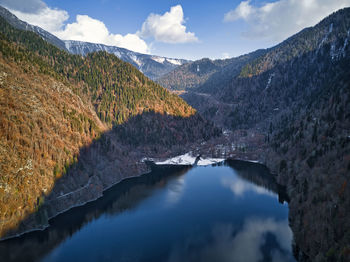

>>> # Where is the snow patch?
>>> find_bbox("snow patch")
[155,153,224,166]
[265,73,275,90]
[329,23,333,33]
[130,54,142,67]
[166,58,182,65]
[341,29,350,57]
[197,158,225,166]
[330,43,336,60]
[330,29,350,60]
[152,56,165,64]
[318,23,333,51]
[64,40,72,51]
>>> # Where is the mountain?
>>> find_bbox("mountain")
[160,8,350,130]
[159,8,350,261]
[64,40,189,80]
[157,50,265,91]
[0,5,190,80]
[0,15,219,239]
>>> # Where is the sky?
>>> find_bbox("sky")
[0,0,349,60]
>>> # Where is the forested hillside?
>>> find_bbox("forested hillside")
[0,16,195,125]
[0,17,219,239]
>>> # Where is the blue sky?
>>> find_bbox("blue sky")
[47,0,260,59]
[1,0,349,60]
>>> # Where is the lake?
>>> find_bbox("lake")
[0,160,296,262]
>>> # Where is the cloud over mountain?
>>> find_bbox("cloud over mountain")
[55,15,150,54]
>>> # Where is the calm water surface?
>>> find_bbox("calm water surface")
[0,160,295,262]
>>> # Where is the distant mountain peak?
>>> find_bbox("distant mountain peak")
[63,39,190,79]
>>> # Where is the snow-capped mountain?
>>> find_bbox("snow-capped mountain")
[0,5,189,80]
[64,40,189,79]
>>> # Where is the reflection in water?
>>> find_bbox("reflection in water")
[165,176,186,206]
[221,177,276,197]
[167,218,294,262]
[0,167,190,262]
[0,161,295,262]
[226,160,290,204]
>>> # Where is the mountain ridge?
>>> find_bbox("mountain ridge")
[64,39,189,80]
[0,5,190,80]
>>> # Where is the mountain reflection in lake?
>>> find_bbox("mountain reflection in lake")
[0,160,295,262]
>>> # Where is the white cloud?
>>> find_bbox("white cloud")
[55,15,150,54]
[222,52,230,59]
[224,0,350,41]
[224,0,253,21]
[139,5,198,44]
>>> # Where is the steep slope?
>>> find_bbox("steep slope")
[0,17,219,239]
[217,8,350,130]
[0,48,104,238]
[265,62,350,261]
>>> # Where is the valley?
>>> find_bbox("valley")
[157,8,350,261]
[0,4,349,262]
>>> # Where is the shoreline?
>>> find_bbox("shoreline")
[0,154,237,242]
[0,167,153,242]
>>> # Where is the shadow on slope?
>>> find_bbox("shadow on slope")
[0,165,191,262]
[0,111,220,241]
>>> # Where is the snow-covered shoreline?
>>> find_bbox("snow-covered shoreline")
[152,153,225,166]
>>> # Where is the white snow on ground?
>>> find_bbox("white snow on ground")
[155,153,225,166]
[64,40,72,50]
[265,73,275,90]
[130,54,142,66]
[152,56,165,64]
[318,23,333,51]
[330,28,350,60]
[166,58,182,65]
[113,50,121,58]
[196,158,225,166]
